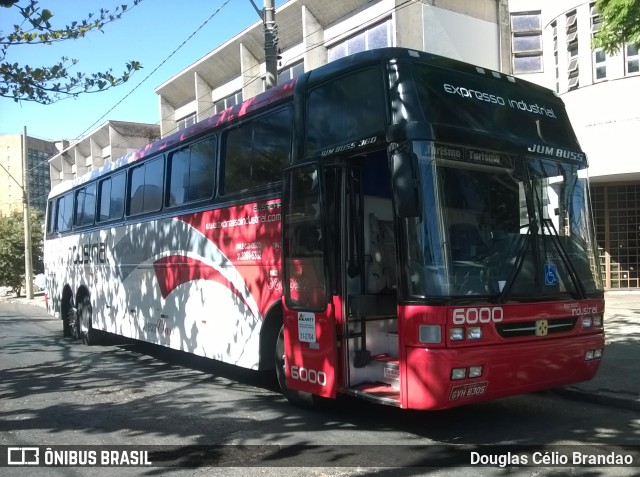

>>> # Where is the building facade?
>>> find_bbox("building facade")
[48,121,160,188]
[0,134,55,217]
[508,0,640,288]
[155,0,509,138]
[85,0,628,290]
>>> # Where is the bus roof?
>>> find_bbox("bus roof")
[48,78,297,198]
[49,47,573,199]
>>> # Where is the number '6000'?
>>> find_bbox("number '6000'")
[452,307,504,325]
[290,365,327,386]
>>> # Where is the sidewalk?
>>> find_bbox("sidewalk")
[2,290,639,410]
[557,290,640,411]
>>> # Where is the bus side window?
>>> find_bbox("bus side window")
[46,200,55,235]
[223,108,291,195]
[98,172,125,222]
[56,193,73,233]
[128,156,164,216]
[168,136,216,207]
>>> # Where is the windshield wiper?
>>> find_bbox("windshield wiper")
[541,217,586,299]
[496,220,536,304]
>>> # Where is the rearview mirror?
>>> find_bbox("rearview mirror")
[392,152,421,218]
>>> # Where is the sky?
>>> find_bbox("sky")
[0,0,286,141]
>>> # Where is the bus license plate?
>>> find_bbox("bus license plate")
[449,381,488,401]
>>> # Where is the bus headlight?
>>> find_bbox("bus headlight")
[468,366,483,378]
[450,328,465,341]
[593,315,603,327]
[467,327,482,340]
[582,316,592,328]
[451,368,466,380]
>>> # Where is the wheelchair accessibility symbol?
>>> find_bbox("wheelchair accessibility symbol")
[544,263,558,286]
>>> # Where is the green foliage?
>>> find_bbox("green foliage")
[0,211,43,296]
[0,0,143,104]
[593,0,640,54]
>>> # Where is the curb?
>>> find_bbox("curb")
[554,387,640,413]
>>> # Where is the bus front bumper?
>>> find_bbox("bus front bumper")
[403,333,604,410]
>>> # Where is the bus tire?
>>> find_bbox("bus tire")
[63,295,80,340]
[275,325,327,409]
[62,301,72,338]
[78,295,101,346]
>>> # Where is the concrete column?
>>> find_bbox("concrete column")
[109,125,126,161]
[302,6,326,70]
[395,0,423,51]
[241,43,262,100]
[90,137,104,169]
[497,0,512,74]
[74,148,88,177]
[61,153,74,182]
[195,72,214,121]
[160,96,176,138]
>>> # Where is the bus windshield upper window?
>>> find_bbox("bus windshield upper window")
[306,67,386,157]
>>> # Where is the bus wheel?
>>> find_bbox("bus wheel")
[275,325,326,409]
[62,300,72,338]
[78,295,101,346]
[63,295,80,340]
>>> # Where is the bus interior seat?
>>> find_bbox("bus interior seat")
[449,223,487,261]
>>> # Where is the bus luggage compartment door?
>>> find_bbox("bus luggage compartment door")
[282,298,338,398]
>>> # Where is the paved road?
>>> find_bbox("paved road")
[1,302,639,476]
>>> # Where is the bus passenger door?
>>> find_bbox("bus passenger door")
[282,163,338,398]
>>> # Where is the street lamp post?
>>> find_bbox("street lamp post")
[22,127,34,299]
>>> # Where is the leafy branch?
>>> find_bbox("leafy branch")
[592,0,640,54]
[0,0,143,104]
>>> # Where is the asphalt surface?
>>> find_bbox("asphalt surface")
[2,289,639,411]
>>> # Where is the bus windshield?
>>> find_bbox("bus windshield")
[402,141,602,301]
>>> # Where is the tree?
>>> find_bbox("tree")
[593,0,640,54]
[0,211,43,296]
[0,0,143,104]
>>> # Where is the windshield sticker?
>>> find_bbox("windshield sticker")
[544,263,559,286]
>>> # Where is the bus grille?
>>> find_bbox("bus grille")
[495,317,577,338]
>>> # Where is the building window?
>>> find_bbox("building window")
[214,91,243,114]
[626,44,639,75]
[177,113,196,131]
[278,62,304,83]
[566,10,579,90]
[591,184,640,289]
[328,20,392,62]
[590,4,606,81]
[511,11,543,74]
[593,49,607,80]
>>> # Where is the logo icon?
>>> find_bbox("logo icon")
[8,447,39,465]
[544,263,558,286]
[535,319,548,337]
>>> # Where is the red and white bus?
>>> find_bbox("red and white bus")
[44,48,604,410]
